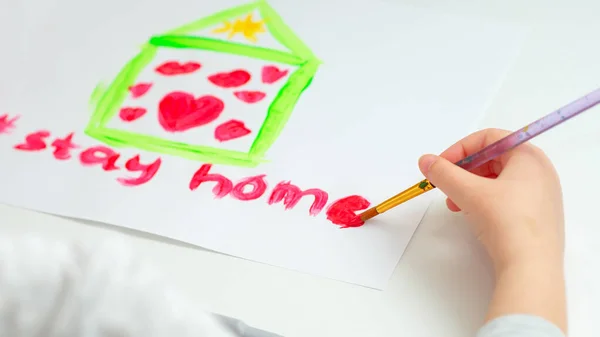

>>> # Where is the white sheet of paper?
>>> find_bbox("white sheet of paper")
[0,0,526,289]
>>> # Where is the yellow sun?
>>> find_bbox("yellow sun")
[212,14,266,43]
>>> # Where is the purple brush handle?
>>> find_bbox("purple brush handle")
[456,88,600,170]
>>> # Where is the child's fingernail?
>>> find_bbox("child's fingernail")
[418,154,438,175]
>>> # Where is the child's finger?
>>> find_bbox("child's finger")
[438,128,514,176]
[446,198,461,212]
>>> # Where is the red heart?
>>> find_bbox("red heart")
[155,61,201,76]
[208,70,251,88]
[261,66,288,84]
[158,91,224,132]
[234,90,266,104]
[214,119,251,142]
[128,83,152,98]
[119,107,147,122]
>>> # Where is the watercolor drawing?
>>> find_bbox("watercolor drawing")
[86,0,320,167]
[0,114,19,134]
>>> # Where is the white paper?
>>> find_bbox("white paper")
[0,0,525,288]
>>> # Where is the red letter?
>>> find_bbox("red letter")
[79,146,120,171]
[325,195,371,229]
[189,164,233,198]
[51,132,78,160]
[0,114,19,134]
[231,175,267,201]
[117,155,161,186]
[268,181,329,216]
[14,130,50,151]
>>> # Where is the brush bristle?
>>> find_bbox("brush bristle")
[359,207,379,222]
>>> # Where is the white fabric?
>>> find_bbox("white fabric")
[0,236,236,337]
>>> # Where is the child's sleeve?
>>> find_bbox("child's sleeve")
[476,315,566,337]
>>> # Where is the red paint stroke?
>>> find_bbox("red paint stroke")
[214,119,251,142]
[119,107,147,122]
[189,164,233,198]
[79,146,120,171]
[14,130,51,151]
[128,83,152,98]
[117,155,161,186]
[155,61,201,76]
[261,66,288,84]
[326,195,371,228]
[0,114,19,134]
[159,91,224,132]
[231,175,268,201]
[268,181,329,216]
[208,70,251,88]
[234,90,266,104]
[51,133,78,160]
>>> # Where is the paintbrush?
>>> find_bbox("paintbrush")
[359,87,600,222]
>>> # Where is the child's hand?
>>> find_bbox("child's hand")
[418,128,564,272]
[418,128,567,333]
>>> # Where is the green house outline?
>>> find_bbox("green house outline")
[85,0,320,167]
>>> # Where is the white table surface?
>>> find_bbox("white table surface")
[2,0,599,336]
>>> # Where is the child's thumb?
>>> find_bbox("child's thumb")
[418,154,483,207]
